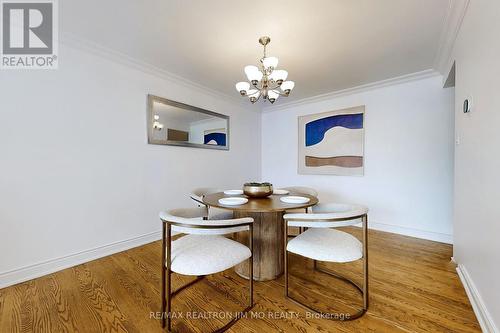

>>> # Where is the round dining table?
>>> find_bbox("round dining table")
[202,192,318,281]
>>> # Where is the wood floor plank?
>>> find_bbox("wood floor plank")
[0,229,481,332]
[72,264,133,332]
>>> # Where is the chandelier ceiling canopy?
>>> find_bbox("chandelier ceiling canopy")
[235,36,295,104]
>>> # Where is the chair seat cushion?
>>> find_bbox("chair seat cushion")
[169,235,251,276]
[287,228,362,263]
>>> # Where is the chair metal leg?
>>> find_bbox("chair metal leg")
[249,224,254,307]
[287,208,309,238]
[166,224,172,332]
[284,220,289,297]
[172,276,205,297]
[285,214,369,321]
[363,214,369,310]
[299,262,367,320]
[161,223,166,329]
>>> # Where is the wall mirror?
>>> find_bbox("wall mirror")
[147,95,229,150]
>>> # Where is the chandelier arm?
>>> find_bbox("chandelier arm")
[268,83,282,90]
[252,91,263,103]
[269,88,290,97]
[274,90,290,97]
[252,81,264,90]
[267,83,290,96]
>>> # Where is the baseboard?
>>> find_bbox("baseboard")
[457,264,499,333]
[0,222,452,289]
[367,221,453,244]
[0,230,162,289]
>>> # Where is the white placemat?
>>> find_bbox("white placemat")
[223,189,244,195]
[280,196,310,204]
[218,197,248,205]
[273,189,290,195]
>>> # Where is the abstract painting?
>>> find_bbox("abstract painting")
[204,128,227,146]
[298,106,365,176]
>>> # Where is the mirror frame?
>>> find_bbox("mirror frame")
[147,94,230,150]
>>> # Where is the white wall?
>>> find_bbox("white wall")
[0,44,261,287]
[451,1,500,330]
[261,76,454,242]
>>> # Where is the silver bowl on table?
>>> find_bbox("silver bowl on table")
[243,183,273,198]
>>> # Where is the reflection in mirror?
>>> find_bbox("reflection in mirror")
[147,95,229,150]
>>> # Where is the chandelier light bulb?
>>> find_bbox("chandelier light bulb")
[235,82,250,95]
[247,71,263,83]
[254,71,264,82]
[270,70,288,84]
[281,80,295,94]
[248,89,260,103]
[268,90,279,103]
[244,65,259,79]
[262,56,279,69]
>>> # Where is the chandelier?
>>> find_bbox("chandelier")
[235,36,295,104]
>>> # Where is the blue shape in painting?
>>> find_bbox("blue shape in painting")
[305,113,363,146]
[204,132,226,146]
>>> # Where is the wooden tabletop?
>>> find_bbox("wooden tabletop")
[202,192,318,212]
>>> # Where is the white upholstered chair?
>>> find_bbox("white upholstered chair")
[190,187,233,220]
[160,207,254,332]
[283,203,369,320]
[279,186,318,198]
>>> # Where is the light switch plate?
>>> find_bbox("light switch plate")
[463,96,473,113]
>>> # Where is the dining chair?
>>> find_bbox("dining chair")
[279,186,318,198]
[190,187,233,220]
[160,207,254,332]
[279,186,319,236]
[283,203,369,320]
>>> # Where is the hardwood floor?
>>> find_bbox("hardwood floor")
[0,229,480,332]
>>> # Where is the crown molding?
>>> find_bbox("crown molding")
[60,32,250,110]
[60,26,455,115]
[433,0,470,75]
[262,69,440,113]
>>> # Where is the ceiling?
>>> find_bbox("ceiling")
[61,0,450,103]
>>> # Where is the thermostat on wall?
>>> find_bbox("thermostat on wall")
[463,96,473,113]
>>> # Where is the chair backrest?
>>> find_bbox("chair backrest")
[190,187,222,205]
[167,207,208,219]
[280,186,318,197]
[284,202,368,228]
[160,207,253,235]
